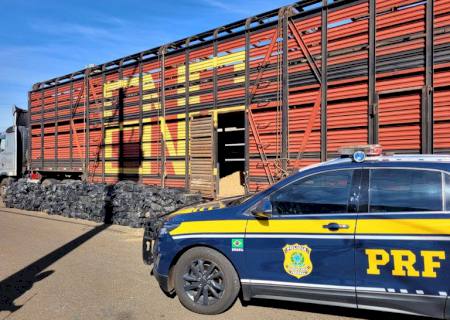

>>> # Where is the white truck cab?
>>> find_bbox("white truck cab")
[0,107,29,189]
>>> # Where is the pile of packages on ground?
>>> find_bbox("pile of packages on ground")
[3,179,202,228]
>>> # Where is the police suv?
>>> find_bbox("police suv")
[143,145,450,318]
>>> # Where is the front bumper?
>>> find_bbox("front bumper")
[143,217,171,293]
[153,266,170,293]
[142,216,164,265]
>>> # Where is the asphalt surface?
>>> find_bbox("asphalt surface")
[0,207,421,320]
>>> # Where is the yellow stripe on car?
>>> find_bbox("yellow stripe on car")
[169,218,450,237]
[170,219,356,236]
[246,219,356,234]
[356,219,450,235]
[170,220,247,235]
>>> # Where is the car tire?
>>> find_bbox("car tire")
[173,247,240,315]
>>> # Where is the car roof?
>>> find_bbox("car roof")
[299,154,450,173]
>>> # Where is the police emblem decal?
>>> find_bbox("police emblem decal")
[283,244,313,279]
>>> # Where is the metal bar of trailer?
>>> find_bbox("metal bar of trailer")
[185,39,191,191]
[40,90,44,170]
[246,27,278,184]
[55,81,58,170]
[138,55,144,184]
[117,61,124,182]
[244,18,251,194]
[282,8,289,172]
[423,0,434,154]
[213,30,219,197]
[85,70,90,180]
[101,67,106,183]
[368,0,377,144]
[288,18,322,84]
[27,91,32,175]
[69,80,73,170]
[320,0,328,162]
[160,47,166,188]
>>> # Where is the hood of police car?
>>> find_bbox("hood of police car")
[166,194,251,219]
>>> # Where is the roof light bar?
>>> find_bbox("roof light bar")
[338,144,383,161]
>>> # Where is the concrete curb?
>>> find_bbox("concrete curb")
[0,205,144,237]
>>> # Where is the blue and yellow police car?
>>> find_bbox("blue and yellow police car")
[143,145,450,318]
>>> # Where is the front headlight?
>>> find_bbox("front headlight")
[159,223,180,237]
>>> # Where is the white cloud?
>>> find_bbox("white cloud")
[199,0,255,15]
[29,20,118,41]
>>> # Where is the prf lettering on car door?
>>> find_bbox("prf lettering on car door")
[365,249,446,278]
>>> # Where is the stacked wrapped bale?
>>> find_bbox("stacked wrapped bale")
[39,180,112,223]
[3,179,202,227]
[112,181,202,227]
[4,179,112,223]
[3,178,43,211]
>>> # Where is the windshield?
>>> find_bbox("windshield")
[225,194,253,206]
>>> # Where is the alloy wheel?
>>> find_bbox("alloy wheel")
[183,259,225,306]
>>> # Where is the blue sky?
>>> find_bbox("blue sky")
[0,0,293,131]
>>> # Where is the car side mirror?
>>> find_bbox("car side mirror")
[251,199,272,219]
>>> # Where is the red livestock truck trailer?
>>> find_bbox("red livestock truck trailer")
[28,0,450,198]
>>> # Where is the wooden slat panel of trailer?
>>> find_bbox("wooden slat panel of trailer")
[189,115,215,197]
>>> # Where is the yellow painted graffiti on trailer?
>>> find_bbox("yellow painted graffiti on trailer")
[103,115,186,175]
[102,50,245,110]
[176,51,245,106]
[103,74,161,114]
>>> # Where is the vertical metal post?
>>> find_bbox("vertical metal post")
[69,79,73,170]
[320,0,328,162]
[27,91,32,174]
[213,29,220,197]
[159,47,166,187]
[40,89,44,170]
[281,8,289,171]
[101,67,106,183]
[423,0,434,154]
[138,55,144,184]
[55,81,59,169]
[184,39,191,191]
[84,69,90,180]
[118,61,124,181]
[368,0,378,144]
[244,18,251,194]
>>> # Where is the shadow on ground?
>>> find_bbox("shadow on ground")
[0,223,110,313]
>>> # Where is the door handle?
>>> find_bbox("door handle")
[323,222,349,231]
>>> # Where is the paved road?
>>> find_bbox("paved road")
[0,208,418,320]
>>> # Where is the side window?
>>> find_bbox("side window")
[446,174,450,211]
[0,138,5,152]
[270,170,354,215]
[369,169,442,213]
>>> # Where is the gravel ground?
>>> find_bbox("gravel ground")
[0,207,423,320]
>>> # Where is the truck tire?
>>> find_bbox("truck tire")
[173,247,240,315]
[0,177,15,198]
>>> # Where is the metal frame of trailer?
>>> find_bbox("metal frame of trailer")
[28,0,450,197]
